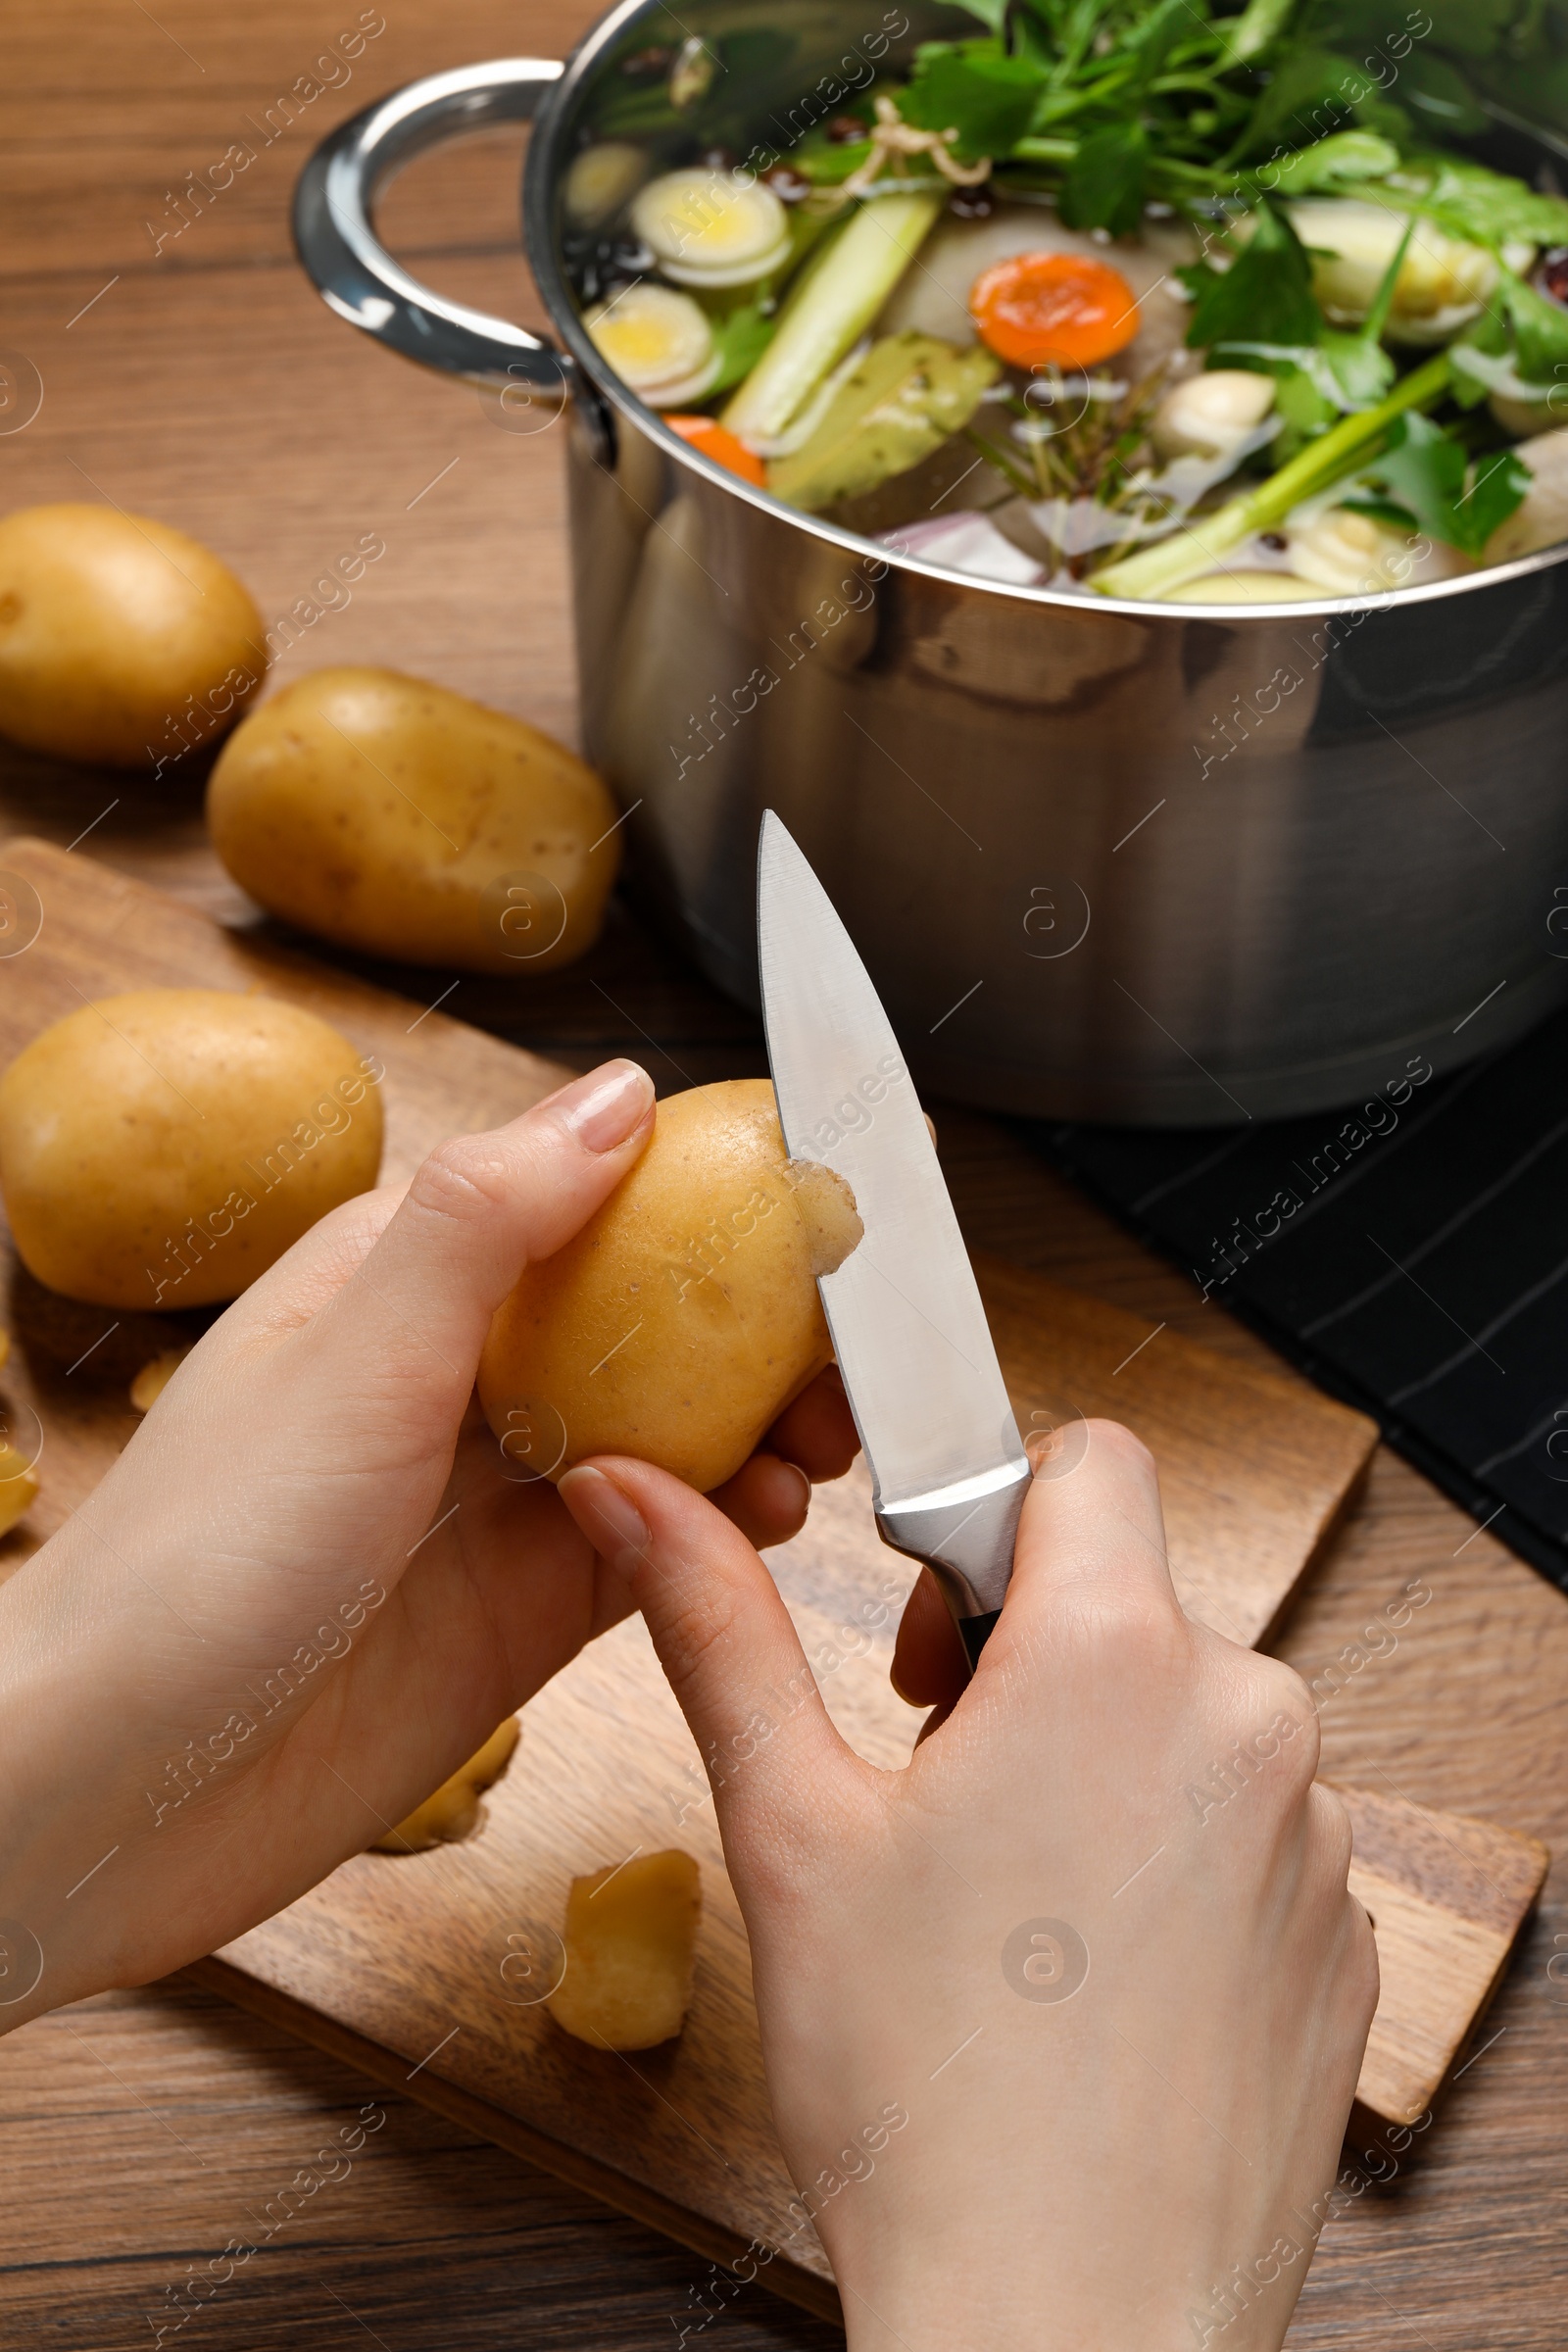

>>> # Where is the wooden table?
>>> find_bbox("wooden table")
[3,8,1566,2346]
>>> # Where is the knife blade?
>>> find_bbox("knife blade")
[756,810,1030,1663]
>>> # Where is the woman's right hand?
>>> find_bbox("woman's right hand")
[561,1419,1378,2352]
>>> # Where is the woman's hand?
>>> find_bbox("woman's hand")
[0,1060,857,2026]
[560,1423,1378,2352]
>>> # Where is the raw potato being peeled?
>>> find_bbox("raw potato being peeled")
[208,669,621,975]
[477,1078,862,1493]
[0,989,384,1310]
[373,1717,521,1852]
[548,1849,702,2050]
[0,503,265,766]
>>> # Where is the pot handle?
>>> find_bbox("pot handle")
[293,58,570,397]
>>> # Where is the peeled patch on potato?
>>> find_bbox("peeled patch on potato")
[548,1849,702,2051]
[0,1443,37,1538]
[477,1079,861,1493]
[0,989,384,1310]
[207,667,622,975]
[0,503,265,767]
[373,1717,521,1853]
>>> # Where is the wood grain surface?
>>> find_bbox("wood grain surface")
[3,5,1568,2349]
[0,837,1474,2308]
[1339,1788,1548,2132]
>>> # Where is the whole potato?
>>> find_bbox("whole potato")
[0,504,265,766]
[207,667,622,975]
[477,1079,861,1493]
[0,988,383,1310]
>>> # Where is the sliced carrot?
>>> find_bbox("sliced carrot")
[663,414,767,485]
[969,252,1141,371]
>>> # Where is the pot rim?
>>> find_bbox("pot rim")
[523,0,1568,624]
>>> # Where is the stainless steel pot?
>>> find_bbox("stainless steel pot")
[294,3,1568,1124]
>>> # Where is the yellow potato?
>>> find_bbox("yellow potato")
[548,1849,701,2050]
[477,1079,861,1493]
[373,1717,521,1853]
[0,1442,37,1538]
[207,667,621,975]
[129,1349,189,1412]
[0,503,265,766]
[0,988,384,1310]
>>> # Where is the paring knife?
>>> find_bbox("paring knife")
[757,810,1031,1667]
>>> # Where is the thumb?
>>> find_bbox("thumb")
[558,1456,849,1829]
[299,1058,655,1414]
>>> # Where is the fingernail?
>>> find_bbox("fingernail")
[551,1060,655,1153]
[778,1460,810,1516]
[559,1464,652,1577]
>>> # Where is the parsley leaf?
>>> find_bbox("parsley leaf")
[900,41,1048,161]
[1061,122,1150,234]
[1321,328,1397,404]
[942,0,1010,32]
[1463,445,1537,548]
[1262,129,1400,194]
[1497,270,1568,384]
[1354,411,1531,555]
[1386,153,1568,249]
[1182,204,1323,350]
[1119,0,1195,84]
[1216,0,1301,67]
[1238,48,1365,158]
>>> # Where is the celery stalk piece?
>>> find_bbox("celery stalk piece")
[1093,353,1451,600]
[721,192,944,446]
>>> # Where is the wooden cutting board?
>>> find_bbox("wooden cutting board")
[0,839,1547,2322]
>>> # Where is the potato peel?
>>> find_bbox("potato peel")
[374,1716,521,1854]
[548,1849,702,2051]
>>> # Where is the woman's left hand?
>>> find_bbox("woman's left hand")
[0,1059,857,2026]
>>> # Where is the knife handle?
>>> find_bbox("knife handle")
[875,1460,1032,1677]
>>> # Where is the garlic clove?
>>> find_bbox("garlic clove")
[1152,368,1276,460]
[1287,506,1423,594]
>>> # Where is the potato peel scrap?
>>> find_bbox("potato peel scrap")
[784,1156,863,1280]
[548,1848,702,2051]
[373,1716,521,1853]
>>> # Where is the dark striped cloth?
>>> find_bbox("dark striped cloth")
[1023,1006,1568,1594]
